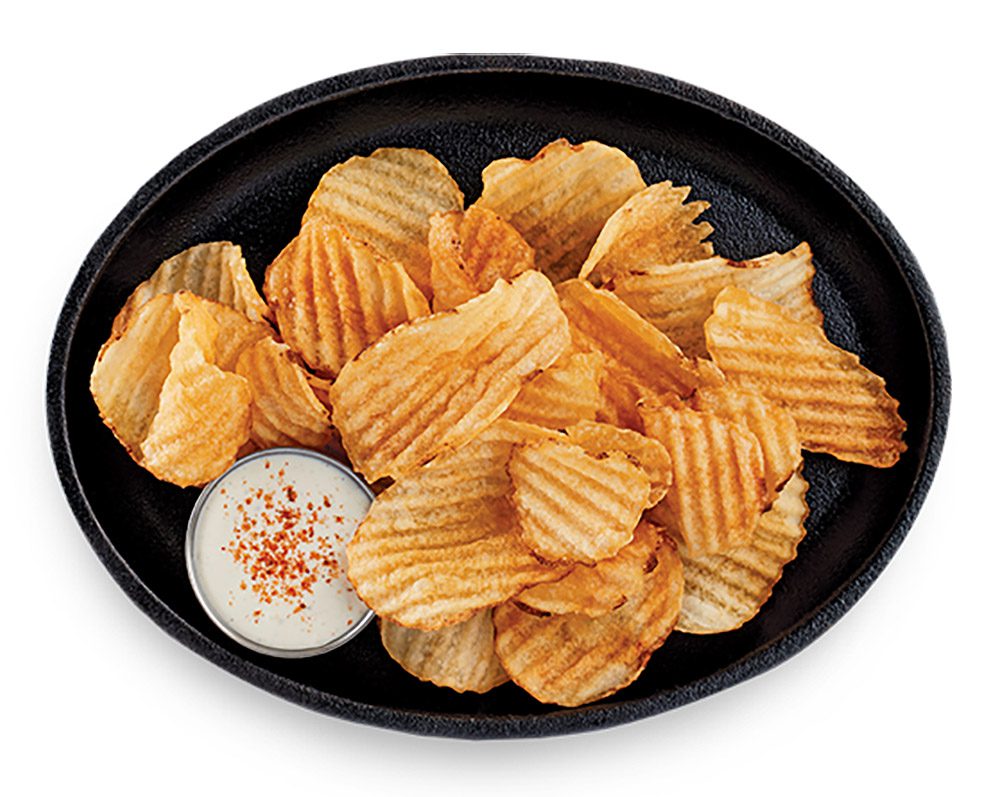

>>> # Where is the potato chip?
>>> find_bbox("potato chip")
[303,147,463,296]
[640,403,767,556]
[139,302,252,486]
[429,207,535,311]
[473,139,645,282]
[264,220,430,379]
[380,609,509,694]
[502,352,602,429]
[578,181,713,283]
[93,292,254,486]
[509,438,649,563]
[235,338,333,451]
[346,421,567,630]
[556,280,700,413]
[516,520,662,617]
[678,470,809,634]
[564,421,672,505]
[690,385,801,499]
[330,271,570,481]
[605,243,820,357]
[704,287,906,467]
[493,535,684,707]
[199,300,274,372]
[111,241,271,335]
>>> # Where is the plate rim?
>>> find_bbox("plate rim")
[46,54,951,738]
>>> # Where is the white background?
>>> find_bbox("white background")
[4,2,996,794]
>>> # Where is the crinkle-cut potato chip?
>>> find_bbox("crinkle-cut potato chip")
[494,535,684,707]
[111,241,271,335]
[516,520,662,618]
[346,421,568,630]
[235,338,333,451]
[264,220,430,379]
[302,147,463,296]
[139,303,251,486]
[565,421,672,505]
[679,470,809,634]
[704,287,906,467]
[503,352,602,429]
[473,139,645,283]
[429,207,535,311]
[557,279,700,405]
[380,609,509,694]
[690,385,801,500]
[199,299,274,372]
[605,243,821,357]
[578,181,714,283]
[640,403,767,557]
[330,271,571,482]
[509,439,650,564]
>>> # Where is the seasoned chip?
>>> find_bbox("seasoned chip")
[516,520,662,617]
[564,421,672,505]
[111,241,270,335]
[557,279,700,422]
[139,302,252,486]
[264,220,429,379]
[640,403,767,556]
[346,421,567,630]
[503,352,602,429]
[199,300,274,372]
[494,535,684,707]
[704,287,906,467]
[691,385,801,499]
[429,207,535,311]
[679,470,809,633]
[303,147,463,296]
[330,271,570,481]
[606,243,820,357]
[473,139,645,282]
[380,609,509,694]
[235,338,333,451]
[578,181,713,283]
[509,438,649,563]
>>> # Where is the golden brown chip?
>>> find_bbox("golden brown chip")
[199,300,274,372]
[346,420,567,630]
[92,294,183,457]
[111,242,271,335]
[556,279,700,427]
[330,271,570,481]
[690,385,801,499]
[640,403,767,556]
[605,243,821,357]
[380,609,509,694]
[264,220,430,379]
[303,147,463,296]
[235,338,333,451]
[509,438,649,564]
[516,520,662,617]
[139,302,251,486]
[473,139,645,283]
[578,181,713,283]
[493,535,684,707]
[564,421,672,505]
[429,207,535,311]
[679,470,809,634]
[704,287,906,467]
[502,352,602,429]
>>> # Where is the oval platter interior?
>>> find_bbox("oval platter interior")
[48,56,949,739]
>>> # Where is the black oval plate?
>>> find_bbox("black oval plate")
[47,56,949,738]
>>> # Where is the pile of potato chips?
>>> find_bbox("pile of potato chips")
[91,138,906,707]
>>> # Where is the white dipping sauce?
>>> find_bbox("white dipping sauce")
[187,449,373,656]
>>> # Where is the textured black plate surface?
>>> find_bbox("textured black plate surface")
[48,56,949,738]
